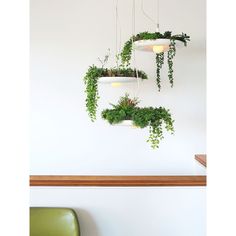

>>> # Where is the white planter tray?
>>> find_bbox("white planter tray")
[134,38,184,52]
[109,120,139,128]
[98,76,139,84]
[112,120,134,126]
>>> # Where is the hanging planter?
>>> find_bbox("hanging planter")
[84,51,148,122]
[97,67,146,86]
[134,38,171,53]
[101,94,174,149]
[120,31,190,91]
[98,76,137,86]
[111,120,136,127]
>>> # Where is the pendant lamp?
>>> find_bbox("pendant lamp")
[133,0,187,53]
[98,76,138,87]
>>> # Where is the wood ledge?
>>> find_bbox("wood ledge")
[195,154,207,167]
[30,175,206,187]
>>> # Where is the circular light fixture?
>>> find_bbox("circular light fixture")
[134,38,184,53]
[134,39,170,52]
[98,76,139,87]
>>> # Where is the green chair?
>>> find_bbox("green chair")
[30,207,80,236]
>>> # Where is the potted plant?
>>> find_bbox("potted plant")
[120,31,190,91]
[101,94,174,149]
[84,50,148,121]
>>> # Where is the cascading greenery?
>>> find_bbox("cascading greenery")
[84,64,148,122]
[120,31,190,91]
[156,52,164,91]
[84,65,103,122]
[167,40,176,87]
[101,94,174,149]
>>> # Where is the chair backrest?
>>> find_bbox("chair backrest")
[30,207,80,236]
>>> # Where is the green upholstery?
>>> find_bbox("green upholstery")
[30,207,80,236]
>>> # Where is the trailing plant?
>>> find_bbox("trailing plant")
[84,65,103,122]
[167,40,176,87]
[120,31,190,90]
[101,94,174,149]
[156,52,164,91]
[84,52,148,121]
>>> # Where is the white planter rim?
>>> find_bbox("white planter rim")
[98,76,140,84]
[134,38,184,52]
[134,38,171,47]
[109,120,140,128]
[112,120,133,126]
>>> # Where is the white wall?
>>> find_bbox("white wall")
[31,187,206,236]
[30,0,206,235]
[30,0,206,175]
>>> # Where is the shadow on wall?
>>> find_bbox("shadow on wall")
[75,208,101,236]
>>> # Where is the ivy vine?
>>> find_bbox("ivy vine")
[120,31,190,90]
[156,52,164,91]
[84,65,103,122]
[167,40,176,87]
[101,94,174,149]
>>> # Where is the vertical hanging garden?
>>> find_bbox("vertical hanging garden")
[82,0,191,149]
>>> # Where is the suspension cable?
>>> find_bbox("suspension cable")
[141,0,160,32]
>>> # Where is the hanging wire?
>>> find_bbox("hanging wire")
[116,0,140,97]
[131,0,136,69]
[156,0,160,31]
[118,7,122,55]
[141,0,160,32]
[115,0,122,68]
[132,0,140,97]
[115,0,118,68]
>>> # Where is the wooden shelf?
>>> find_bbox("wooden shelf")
[30,175,206,187]
[195,154,207,167]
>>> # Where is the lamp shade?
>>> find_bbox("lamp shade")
[134,38,184,53]
[134,38,170,52]
[98,76,139,85]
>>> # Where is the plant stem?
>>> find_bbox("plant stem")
[167,41,176,87]
[156,52,164,91]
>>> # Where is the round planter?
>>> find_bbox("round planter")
[98,76,139,84]
[112,120,134,126]
[109,120,139,128]
[134,39,183,52]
